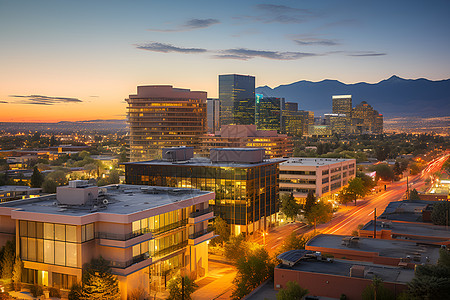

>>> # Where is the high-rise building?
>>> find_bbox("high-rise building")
[0,181,214,297]
[125,147,284,235]
[198,125,293,158]
[126,85,207,162]
[325,113,349,135]
[219,74,255,127]
[282,102,313,137]
[255,95,285,132]
[332,95,352,134]
[352,101,383,134]
[207,98,220,133]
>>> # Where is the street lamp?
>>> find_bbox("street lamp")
[262,231,268,245]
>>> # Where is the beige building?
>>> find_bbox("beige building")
[0,180,214,299]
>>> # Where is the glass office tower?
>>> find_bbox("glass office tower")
[256,95,285,132]
[219,74,255,127]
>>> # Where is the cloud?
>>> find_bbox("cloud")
[347,51,387,57]
[148,18,220,32]
[294,38,339,46]
[235,4,313,24]
[135,42,207,53]
[9,95,83,105]
[0,100,8,103]
[213,48,318,60]
[89,95,99,98]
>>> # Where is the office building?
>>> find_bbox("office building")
[332,95,352,134]
[255,95,284,132]
[125,147,284,235]
[352,101,383,134]
[282,102,314,137]
[219,74,255,127]
[0,186,41,202]
[198,125,293,158]
[325,113,350,135]
[307,125,332,137]
[279,158,356,203]
[126,85,207,162]
[207,98,220,133]
[0,181,214,298]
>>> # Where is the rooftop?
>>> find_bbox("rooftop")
[307,234,441,264]
[277,258,415,284]
[378,200,435,222]
[0,186,41,192]
[281,157,355,167]
[124,157,285,168]
[362,220,450,241]
[0,184,212,217]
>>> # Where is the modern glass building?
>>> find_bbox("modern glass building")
[256,95,285,132]
[125,148,284,235]
[332,95,352,134]
[219,74,255,127]
[282,102,314,137]
[352,101,383,134]
[126,85,207,161]
[207,98,220,133]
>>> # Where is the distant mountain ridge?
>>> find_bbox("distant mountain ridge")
[256,75,450,117]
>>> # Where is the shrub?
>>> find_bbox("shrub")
[49,287,61,298]
[30,284,43,297]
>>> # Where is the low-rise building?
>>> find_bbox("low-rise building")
[0,186,41,202]
[274,250,411,299]
[305,234,440,268]
[279,158,356,202]
[198,125,293,159]
[0,180,214,299]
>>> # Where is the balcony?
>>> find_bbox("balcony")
[188,227,214,246]
[189,207,214,224]
[109,252,150,269]
[153,240,188,258]
[96,228,152,241]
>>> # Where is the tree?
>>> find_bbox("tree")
[82,257,120,300]
[393,161,402,176]
[232,247,274,299]
[224,234,247,261]
[211,216,230,246]
[431,202,450,226]
[277,281,308,300]
[68,283,83,300]
[304,190,316,214]
[12,257,23,290]
[1,240,14,279]
[361,276,395,300]
[278,232,313,254]
[409,189,421,200]
[42,179,58,193]
[305,201,333,233]
[343,177,367,206]
[372,164,395,181]
[30,166,44,188]
[280,193,301,222]
[167,275,198,300]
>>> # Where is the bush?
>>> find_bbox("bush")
[49,287,61,298]
[68,282,82,300]
[431,202,450,226]
[30,284,43,297]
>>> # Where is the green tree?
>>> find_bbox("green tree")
[278,232,314,254]
[409,189,421,200]
[232,247,274,299]
[344,177,367,206]
[304,190,316,214]
[372,164,395,181]
[68,282,83,300]
[361,276,395,300]
[12,257,23,290]
[30,166,44,188]
[431,202,450,226]
[280,193,301,222]
[166,275,198,300]
[305,201,333,233]
[1,240,15,279]
[42,179,58,193]
[82,257,120,300]
[276,281,308,300]
[224,234,248,261]
[211,216,230,246]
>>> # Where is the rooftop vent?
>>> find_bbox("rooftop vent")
[210,148,265,164]
[56,180,99,205]
[162,147,194,162]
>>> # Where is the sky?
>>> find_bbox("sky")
[1,0,449,122]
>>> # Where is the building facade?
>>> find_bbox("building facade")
[279,158,356,202]
[207,98,220,133]
[255,95,284,132]
[126,85,207,161]
[352,101,383,134]
[198,125,293,158]
[0,181,214,299]
[332,95,352,134]
[282,102,314,137]
[219,74,255,127]
[125,148,284,235]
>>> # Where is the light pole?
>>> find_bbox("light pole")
[262,231,268,245]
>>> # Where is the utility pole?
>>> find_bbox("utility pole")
[373,208,377,239]
[406,176,410,200]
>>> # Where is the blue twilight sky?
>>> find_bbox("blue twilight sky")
[0,0,449,121]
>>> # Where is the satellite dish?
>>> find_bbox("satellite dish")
[103,199,109,205]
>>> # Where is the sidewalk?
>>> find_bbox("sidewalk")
[192,260,237,300]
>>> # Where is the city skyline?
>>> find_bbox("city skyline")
[1,0,450,122]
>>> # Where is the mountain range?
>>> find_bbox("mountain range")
[256,75,450,118]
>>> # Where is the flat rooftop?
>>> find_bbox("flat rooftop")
[0,186,41,192]
[280,157,354,167]
[378,200,434,222]
[124,157,285,168]
[277,259,415,284]
[307,234,441,264]
[0,184,211,217]
[362,220,450,241]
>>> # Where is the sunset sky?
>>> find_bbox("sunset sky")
[1,0,449,122]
